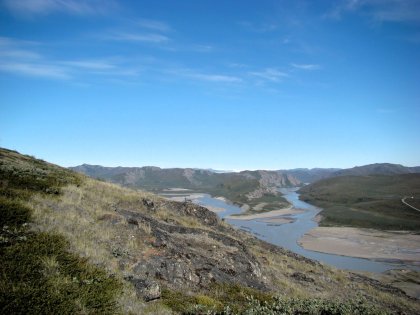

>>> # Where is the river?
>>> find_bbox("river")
[189,188,417,273]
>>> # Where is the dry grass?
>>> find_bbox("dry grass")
[26,178,170,314]
[6,152,416,314]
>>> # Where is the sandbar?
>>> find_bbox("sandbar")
[226,206,303,221]
[299,227,420,265]
[256,217,294,224]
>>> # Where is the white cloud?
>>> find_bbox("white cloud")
[291,63,321,70]
[107,32,169,43]
[327,0,420,24]
[136,19,171,32]
[249,68,288,82]
[2,0,117,16]
[0,62,70,79]
[0,36,69,79]
[0,37,41,59]
[173,68,242,83]
[190,44,214,53]
[191,73,242,83]
[60,60,116,70]
[0,36,140,80]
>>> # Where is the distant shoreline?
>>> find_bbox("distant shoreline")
[226,206,303,221]
[298,227,420,266]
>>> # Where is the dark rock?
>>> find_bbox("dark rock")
[98,213,122,224]
[127,277,161,301]
[163,200,220,227]
[142,198,155,210]
[292,272,315,283]
[111,246,129,258]
[349,272,410,297]
[127,218,138,226]
[117,206,268,292]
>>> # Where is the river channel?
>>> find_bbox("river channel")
[187,188,416,273]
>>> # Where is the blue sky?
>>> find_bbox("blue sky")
[1,0,419,170]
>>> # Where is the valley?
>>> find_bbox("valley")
[2,148,420,313]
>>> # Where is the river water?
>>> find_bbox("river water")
[191,188,416,273]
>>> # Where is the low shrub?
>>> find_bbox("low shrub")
[0,196,32,227]
[0,231,122,314]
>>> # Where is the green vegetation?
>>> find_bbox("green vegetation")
[299,174,420,231]
[2,148,420,314]
[0,196,31,227]
[206,176,260,204]
[0,148,122,314]
[0,149,82,199]
[241,295,389,315]
[71,164,295,213]
[1,232,122,314]
[161,285,388,315]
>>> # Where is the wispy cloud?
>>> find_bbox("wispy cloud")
[327,0,420,24]
[0,37,41,59]
[60,60,116,70]
[291,63,321,70]
[0,62,70,79]
[2,0,118,16]
[135,18,171,32]
[174,68,242,83]
[106,32,169,43]
[0,36,141,80]
[249,68,288,82]
[191,73,242,83]
[0,36,70,79]
[190,44,214,53]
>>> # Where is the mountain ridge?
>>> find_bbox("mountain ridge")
[70,165,301,213]
[298,173,420,230]
[72,162,420,186]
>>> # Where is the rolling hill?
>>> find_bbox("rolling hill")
[282,168,341,183]
[333,163,420,177]
[70,165,301,213]
[299,174,420,230]
[2,147,420,314]
[283,163,420,184]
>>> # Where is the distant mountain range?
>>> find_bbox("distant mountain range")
[283,163,420,183]
[71,164,300,190]
[331,163,420,177]
[282,168,341,183]
[70,165,300,210]
[298,173,420,231]
[71,163,420,190]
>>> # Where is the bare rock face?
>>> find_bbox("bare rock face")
[245,171,301,200]
[127,276,161,301]
[117,203,268,293]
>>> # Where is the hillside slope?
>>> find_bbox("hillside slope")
[2,148,419,314]
[282,168,340,183]
[299,174,420,230]
[282,163,420,184]
[333,163,420,177]
[71,165,300,213]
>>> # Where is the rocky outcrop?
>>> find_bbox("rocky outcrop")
[127,276,161,301]
[116,203,267,294]
[245,171,300,200]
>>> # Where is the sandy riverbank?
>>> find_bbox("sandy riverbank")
[226,206,303,221]
[299,227,420,265]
